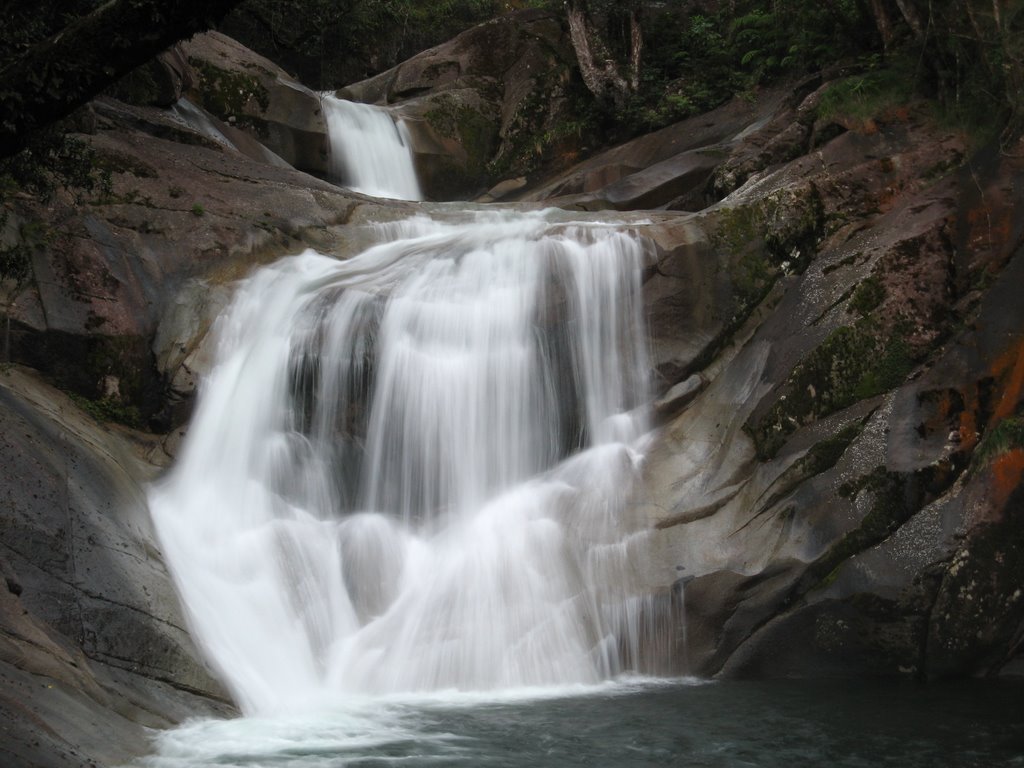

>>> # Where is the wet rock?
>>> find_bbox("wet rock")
[654,374,706,418]
[476,176,527,203]
[109,45,195,108]
[180,31,328,174]
[0,368,234,767]
[340,10,579,199]
[4,91,403,427]
[634,94,1024,680]
[521,89,786,204]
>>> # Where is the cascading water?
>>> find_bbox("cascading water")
[148,210,665,717]
[321,95,422,201]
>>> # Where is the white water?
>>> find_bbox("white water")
[321,95,422,200]
[149,210,663,716]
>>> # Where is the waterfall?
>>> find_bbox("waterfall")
[149,210,662,715]
[321,95,422,201]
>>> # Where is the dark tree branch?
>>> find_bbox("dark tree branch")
[0,0,246,159]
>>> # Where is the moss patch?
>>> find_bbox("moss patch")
[972,414,1024,469]
[425,93,497,175]
[928,506,1024,676]
[848,275,886,316]
[750,320,914,459]
[815,66,915,125]
[70,393,142,428]
[710,184,825,318]
[487,68,578,179]
[188,58,270,134]
[800,467,914,591]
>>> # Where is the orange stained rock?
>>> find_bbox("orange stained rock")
[965,205,1012,257]
[991,448,1024,510]
[959,381,980,451]
[991,337,1024,422]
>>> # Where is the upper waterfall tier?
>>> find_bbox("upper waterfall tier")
[321,95,422,201]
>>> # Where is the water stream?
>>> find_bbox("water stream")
[149,211,663,717]
[321,96,422,201]
[133,679,1024,767]
[138,102,1024,768]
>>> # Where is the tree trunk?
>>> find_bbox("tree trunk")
[893,0,926,39]
[866,0,895,47]
[0,0,245,159]
[628,7,643,92]
[565,0,641,108]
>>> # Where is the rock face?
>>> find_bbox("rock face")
[3,16,1024,767]
[180,31,330,175]
[1,49,407,766]
[6,90,403,433]
[0,367,233,768]
[534,83,1024,680]
[338,9,581,200]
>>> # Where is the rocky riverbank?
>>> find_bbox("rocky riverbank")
[1,10,1022,766]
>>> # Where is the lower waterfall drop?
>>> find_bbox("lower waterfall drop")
[149,210,662,715]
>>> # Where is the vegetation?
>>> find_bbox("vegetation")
[973,415,1024,469]
[751,319,915,459]
[0,0,246,159]
[501,0,1024,144]
[3,0,1020,183]
[0,126,111,286]
[70,392,143,428]
[220,0,507,88]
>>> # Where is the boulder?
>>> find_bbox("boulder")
[339,10,579,199]
[5,93,403,429]
[180,31,329,175]
[108,45,195,107]
[0,368,233,768]
[633,97,1024,680]
[518,86,792,206]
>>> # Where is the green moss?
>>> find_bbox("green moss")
[188,58,270,132]
[762,185,824,269]
[815,66,914,123]
[70,393,142,428]
[804,422,864,474]
[852,337,913,401]
[848,275,885,315]
[806,467,912,589]
[486,66,583,180]
[711,202,765,255]
[751,320,914,459]
[711,203,773,311]
[712,186,824,320]
[425,93,498,184]
[755,420,864,513]
[973,415,1024,468]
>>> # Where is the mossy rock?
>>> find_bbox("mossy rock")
[424,92,497,175]
[848,275,886,315]
[188,58,270,135]
[928,506,1024,676]
[10,329,162,429]
[708,183,825,318]
[749,320,914,459]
